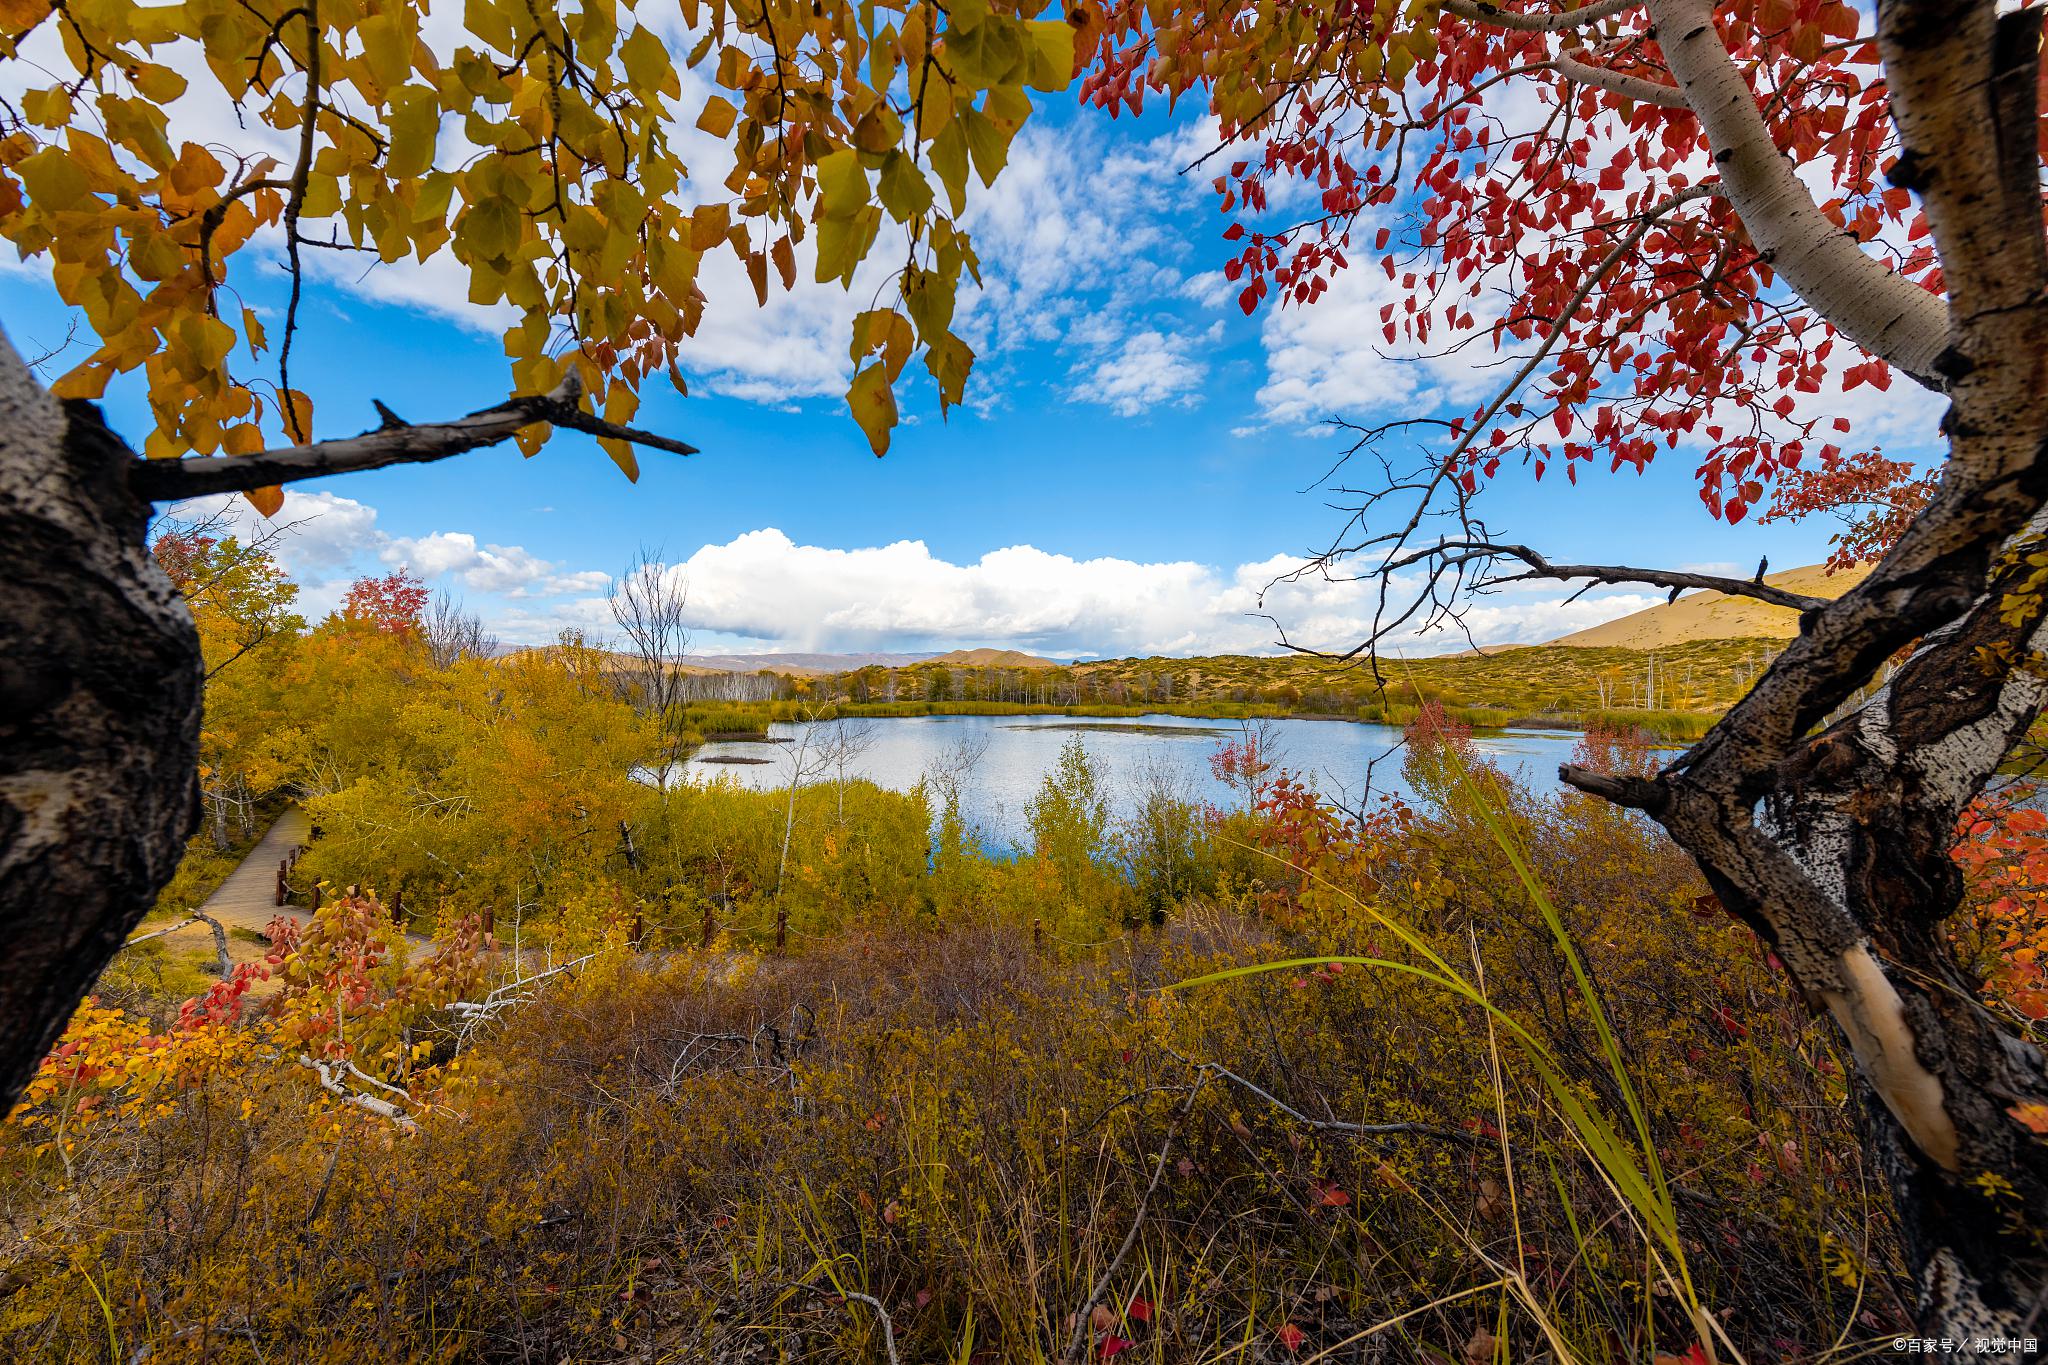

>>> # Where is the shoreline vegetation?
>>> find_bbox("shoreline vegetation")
[666,635,1793,750]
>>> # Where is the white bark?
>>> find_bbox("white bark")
[1645,0,1951,385]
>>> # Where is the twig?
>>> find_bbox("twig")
[787,1281,902,1364]
[123,911,233,977]
[1174,1051,1489,1148]
[1059,1077,1206,1363]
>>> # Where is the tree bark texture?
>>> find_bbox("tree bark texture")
[1561,0,2048,1326]
[0,328,202,1114]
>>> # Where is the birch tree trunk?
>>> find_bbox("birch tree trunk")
[1558,0,2048,1325]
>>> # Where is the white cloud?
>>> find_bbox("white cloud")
[166,490,605,613]
[380,531,611,598]
[573,527,1667,658]
[165,494,1686,655]
[1252,214,1519,428]
[1075,328,1207,416]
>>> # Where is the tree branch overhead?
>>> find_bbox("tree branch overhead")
[127,373,697,504]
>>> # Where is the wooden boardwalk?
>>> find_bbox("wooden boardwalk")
[199,807,310,931]
[144,807,313,971]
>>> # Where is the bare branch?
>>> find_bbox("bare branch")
[1418,539,1829,611]
[299,1056,418,1130]
[1441,0,1644,34]
[127,372,696,503]
[123,911,233,976]
[1059,1076,1206,1363]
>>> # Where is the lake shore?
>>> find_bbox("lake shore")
[677,699,1717,756]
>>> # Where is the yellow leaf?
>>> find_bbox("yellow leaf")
[688,203,730,251]
[458,195,522,261]
[814,205,880,286]
[244,485,284,517]
[815,149,868,219]
[1024,20,1077,90]
[386,86,440,180]
[358,12,416,91]
[130,63,188,103]
[622,25,681,99]
[20,86,71,127]
[928,119,969,214]
[877,150,933,222]
[48,361,111,400]
[222,423,266,455]
[696,94,738,138]
[17,147,89,210]
[846,362,897,456]
[923,331,973,411]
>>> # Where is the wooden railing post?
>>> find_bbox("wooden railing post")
[275,860,287,906]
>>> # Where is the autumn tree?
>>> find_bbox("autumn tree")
[1088,0,2048,1329]
[339,568,429,637]
[0,0,1080,1119]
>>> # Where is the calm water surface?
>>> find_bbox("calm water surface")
[665,714,1588,850]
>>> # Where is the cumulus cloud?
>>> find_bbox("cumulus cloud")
[166,491,605,612]
[381,531,612,598]
[592,527,1664,658]
[163,494,1673,655]
[1075,328,1209,416]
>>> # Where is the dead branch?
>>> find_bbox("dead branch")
[1182,1053,1490,1148]
[786,1281,902,1364]
[1424,540,1826,611]
[300,1056,417,1131]
[127,372,695,503]
[123,911,233,977]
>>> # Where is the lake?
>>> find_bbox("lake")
[658,713,1591,851]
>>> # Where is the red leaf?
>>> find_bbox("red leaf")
[1276,1323,1308,1353]
[1100,1336,1134,1358]
[1126,1296,1153,1323]
[1311,1179,1352,1207]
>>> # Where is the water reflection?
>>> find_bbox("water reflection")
[642,713,1591,851]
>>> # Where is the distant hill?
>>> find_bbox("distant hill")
[1545,562,1870,649]
[682,648,1062,674]
[924,648,1062,668]
[685,651,932,675]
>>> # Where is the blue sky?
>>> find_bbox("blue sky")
[0,85,1945,659]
